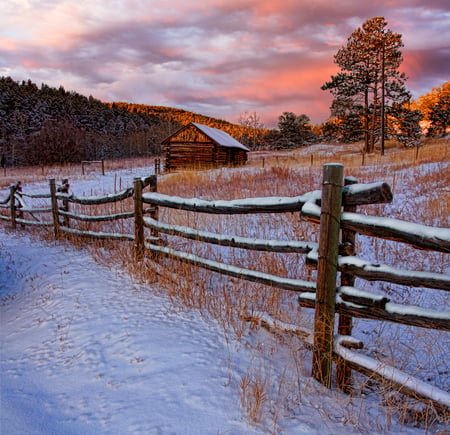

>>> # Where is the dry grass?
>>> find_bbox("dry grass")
[1,138,449,433]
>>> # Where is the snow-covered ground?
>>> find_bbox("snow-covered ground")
[1,231,260,434]
[1,162,448,434]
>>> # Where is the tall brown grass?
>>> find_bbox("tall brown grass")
[1,138,448,433]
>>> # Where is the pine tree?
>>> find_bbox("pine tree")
[322,16,410,153]
[428,83,450,137]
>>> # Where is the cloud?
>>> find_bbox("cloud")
[0,0,448,127]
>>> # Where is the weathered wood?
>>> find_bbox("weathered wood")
[245,311,314,348]
[312,163,344,387]
[342,181,392,206]
[145,242,317,293]
[334,338,450,412]
[14,218,52,226]
[142,191,319,214]
[142,181,392,215]
[49,178,60,237]
[57,187,134,205]
[9,183,17,229]
[337,286,390,308]
[133,178,144,258]
[338,257,450,291]
[147,175,159,239]
[59,226,135,241]
[341,212,450,254]
[337,176,357,392]
[307,249,450,292]
[302,201,450,254]
[298,293,450,331]
[57,178,70,227]
[21,192,51,199]
[82,160,104,176]
[338,300,450,331]
[59,210,134,222]
[163,123,248,170]
[143,216,318,254]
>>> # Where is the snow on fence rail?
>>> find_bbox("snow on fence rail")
[0,165,449,412]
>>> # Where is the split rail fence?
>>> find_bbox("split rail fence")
[1,164,449,412]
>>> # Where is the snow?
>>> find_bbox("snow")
[144,215,318,253]
[192,123,250,152]
[0,232,259,434]
[341,211,450,245]
[334,337,450,409]
[1,160,449,433]
[142,190,321,213]
[146,242,317,293]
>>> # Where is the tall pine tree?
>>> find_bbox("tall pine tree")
[322,16,411,153]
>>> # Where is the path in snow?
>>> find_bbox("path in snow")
[0,231,260,434]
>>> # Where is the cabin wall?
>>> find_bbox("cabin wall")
[165,144,248,170]
[165,142,215,170]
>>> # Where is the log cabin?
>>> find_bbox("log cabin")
[162,122,250,171]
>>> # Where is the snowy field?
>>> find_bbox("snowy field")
[1,161,449,434]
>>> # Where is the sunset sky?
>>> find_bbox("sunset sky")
[1,0,449,127]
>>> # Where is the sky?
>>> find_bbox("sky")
[1,0,449,127]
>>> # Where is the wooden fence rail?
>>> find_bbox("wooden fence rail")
[0,164,449,412]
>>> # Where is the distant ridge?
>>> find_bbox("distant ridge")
[106,102,246,139]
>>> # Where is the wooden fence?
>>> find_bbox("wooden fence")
[81,159,105,176]
[1,164,449,412]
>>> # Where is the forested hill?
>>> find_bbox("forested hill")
[108,102,245,139]
[0,77,245,166]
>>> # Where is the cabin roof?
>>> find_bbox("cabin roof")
[163,122,250,152]
[192,123,250,151]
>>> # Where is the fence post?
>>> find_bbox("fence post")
[49,178,60,238]
[154,158,161,175]
[336,176,358,392]
[148,175,159,239]
[9,183,17,229]
[312,163,344,388]
[57,178,70,228]
[133,177,145,258]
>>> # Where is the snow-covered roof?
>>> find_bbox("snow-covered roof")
[191,123,250,151]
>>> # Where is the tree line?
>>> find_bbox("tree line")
[0,77,167,166]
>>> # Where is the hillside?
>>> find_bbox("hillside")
[0,77,248,167]
[108,102,246,139]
